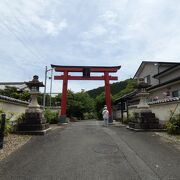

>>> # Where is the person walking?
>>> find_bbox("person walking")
[102,106,109,126]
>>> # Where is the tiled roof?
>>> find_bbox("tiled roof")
[148,97,180,105]
[0,95,29,105]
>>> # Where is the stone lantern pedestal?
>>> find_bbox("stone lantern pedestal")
[128,78,160,130]
[17,75,51,135]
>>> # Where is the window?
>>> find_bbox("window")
[144,75,151,85]
[172,90,180,97]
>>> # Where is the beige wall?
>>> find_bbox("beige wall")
[0,100,28,120]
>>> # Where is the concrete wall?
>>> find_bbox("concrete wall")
[0,99,28,120]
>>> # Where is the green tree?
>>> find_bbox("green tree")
[87,79,133,99]
[95,92,114,120]
[0,86,31,101]
[66,90,95,119]
[113,79,137,99]
[19,91,31,101]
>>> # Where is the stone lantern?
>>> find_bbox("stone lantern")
[128,78,160,130]
[17,75,50,135]
[136,78,150,110]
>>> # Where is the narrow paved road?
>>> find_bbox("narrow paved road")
[0,120,180,180]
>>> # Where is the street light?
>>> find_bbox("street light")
[43,66,53,110]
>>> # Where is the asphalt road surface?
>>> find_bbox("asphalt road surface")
[0,120,180,180]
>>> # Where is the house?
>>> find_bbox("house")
[134,61,180,101]
[114,61,180,123]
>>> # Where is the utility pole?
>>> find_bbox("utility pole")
[49,68,53,107]
[43,66,48,110]
[43,66,53,110]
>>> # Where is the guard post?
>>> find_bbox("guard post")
[0,113,6,149]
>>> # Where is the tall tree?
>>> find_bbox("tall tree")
[66,90,95,119]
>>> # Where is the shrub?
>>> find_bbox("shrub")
[83,112,97,120]
[122,117,130,124]
[17,113,25,124]
[44,109,58,124]
[166,113,180,135]
[122,114,134,125]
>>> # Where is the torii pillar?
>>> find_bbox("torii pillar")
[51,65,121,124]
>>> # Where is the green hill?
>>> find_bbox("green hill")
[87,78,137,99]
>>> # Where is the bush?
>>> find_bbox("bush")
[166,113,180,135]
[84,112,97,120]
[122,114,134,125]
[17,113,25,124]
[44,109,58,124]
[122,117,130,124]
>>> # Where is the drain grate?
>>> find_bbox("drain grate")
[93,144,119,154]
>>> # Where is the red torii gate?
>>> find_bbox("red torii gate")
[51,65,121,124]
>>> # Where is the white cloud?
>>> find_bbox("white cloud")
[1,0,180,92]
[100,11,118,26]
[83,24,107,39]
[41,19,68,36]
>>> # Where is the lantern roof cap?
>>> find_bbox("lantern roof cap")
[25,75,44,88]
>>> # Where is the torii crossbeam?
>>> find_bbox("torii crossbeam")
[51,65,121,124]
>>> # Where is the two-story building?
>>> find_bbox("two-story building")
[114,61,180,123]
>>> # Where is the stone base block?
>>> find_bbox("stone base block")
[17,127,52,135]
[128,111,161,130]
[18,123,49,131]
[58,115,68,125]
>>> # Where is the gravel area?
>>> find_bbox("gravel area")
[0,134,31,161]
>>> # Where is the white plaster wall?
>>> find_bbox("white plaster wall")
[150,101,180,122]
[128,102,180,123]
[0,100,28,120]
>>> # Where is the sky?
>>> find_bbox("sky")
[0,0,180,93]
